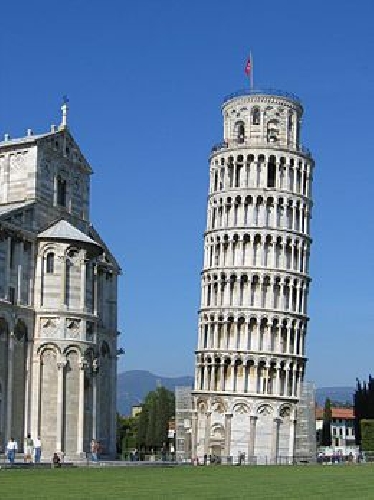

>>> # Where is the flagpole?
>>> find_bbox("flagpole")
[250,51,254,91]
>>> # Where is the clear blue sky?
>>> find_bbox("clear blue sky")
[1,0,374,387]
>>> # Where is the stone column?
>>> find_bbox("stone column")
[5,236,11,300]
[77,361,86,455]
[17,241,23,304]
[220,364,225,391]
[295,284,301,314]
[194,361,199,390]
[286,326,291,354]
[23,337,33,439]
[299,328,305,357]
[224,413,232,460]
[80,257,87,312]
[60,255,66,307]
[271,418,281,464]
[248,415,258,462]
[31,355,41,442]
[191,412,198,460]
[264,365,269,395]
[203,364,208,391]
[56,361,65,453]
[275,363,281,395]
[94,353,100,443]
[93,265,98,315]
[28,242,35,306]
[6,330,14,440]
[92,366,98,440]
[298,368,304,398]
[285,365,290,397]
[289,419,296,463]
[277,327,282,353]
[252,362,259,394]
[284,162,290,191]
[204,412,211,456]
[292,367,297,397]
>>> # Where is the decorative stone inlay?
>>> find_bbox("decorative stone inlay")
[280,406,291,418]
[233,403,249,414]
[66,318,81,339]
[41,317,61,338]
[257,404,273,416]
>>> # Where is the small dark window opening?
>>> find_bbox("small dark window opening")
[46,252,54,273]
[267,159,276,188]
[8,287,15,305]
[57,177,67,207]
[10,239,16,269]
[214,172,218,191]
[288,114,293,132]
[237,123,245,143]
[252,108,260,125]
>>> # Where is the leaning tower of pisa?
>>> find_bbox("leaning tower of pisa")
[191,88,314,464]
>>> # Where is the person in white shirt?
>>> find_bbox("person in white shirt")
[6,438,18,464]
[24,434,34,463]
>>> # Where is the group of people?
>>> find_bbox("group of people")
[6,434,42,464]
[6,436,101,465]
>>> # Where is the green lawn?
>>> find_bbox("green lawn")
[1,465,374,499]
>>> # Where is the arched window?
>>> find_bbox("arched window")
[236,121,245,144]
[288,114,293,132]
[57,176,67,207]
[46,252,54,273]
[267,120,279,142]
[267,155,276,188]
[252,107,260,125]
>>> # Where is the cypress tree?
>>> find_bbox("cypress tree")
[321,397,332,446]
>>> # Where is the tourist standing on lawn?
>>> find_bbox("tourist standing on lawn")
[24,434,34,462]
[34,436,42,463]
[6,438,18,464]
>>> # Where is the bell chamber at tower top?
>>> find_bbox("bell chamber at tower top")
[210,88,312,158]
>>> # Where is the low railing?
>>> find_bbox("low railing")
[211,138,312,157]
[223,88,301,104]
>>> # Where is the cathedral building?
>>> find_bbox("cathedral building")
[0,104,120,459]
[192,88,314,464]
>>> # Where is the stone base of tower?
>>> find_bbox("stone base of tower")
[192,392,297,465]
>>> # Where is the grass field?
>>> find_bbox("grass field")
[1,465,374,499]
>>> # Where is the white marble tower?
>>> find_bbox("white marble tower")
[192,88,314,464]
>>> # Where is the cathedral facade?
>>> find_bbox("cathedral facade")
[0,105,120,459]
[192,88,314,464]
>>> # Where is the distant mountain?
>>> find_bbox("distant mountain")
[315,386,355,407]
[116,371,355,415]
[116,370,194,416]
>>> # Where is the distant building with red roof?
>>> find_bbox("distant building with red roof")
[316,407,355,448]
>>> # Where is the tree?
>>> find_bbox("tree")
[360,419,374,452]
[354,375,374,445]
[116,413,139,457]
[321,398,332,446]
[137,386,175,452]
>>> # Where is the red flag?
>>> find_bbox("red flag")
[244,57,251,76]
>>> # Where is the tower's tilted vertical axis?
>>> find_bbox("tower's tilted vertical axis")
[192,88,314,464]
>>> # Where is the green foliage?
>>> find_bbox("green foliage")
[137,386,175,452]
[321,398,332,446]
[354,375,374,445]
[116,413,139,456]
[360,419,374,451]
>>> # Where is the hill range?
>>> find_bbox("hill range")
[116,370,355,416]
